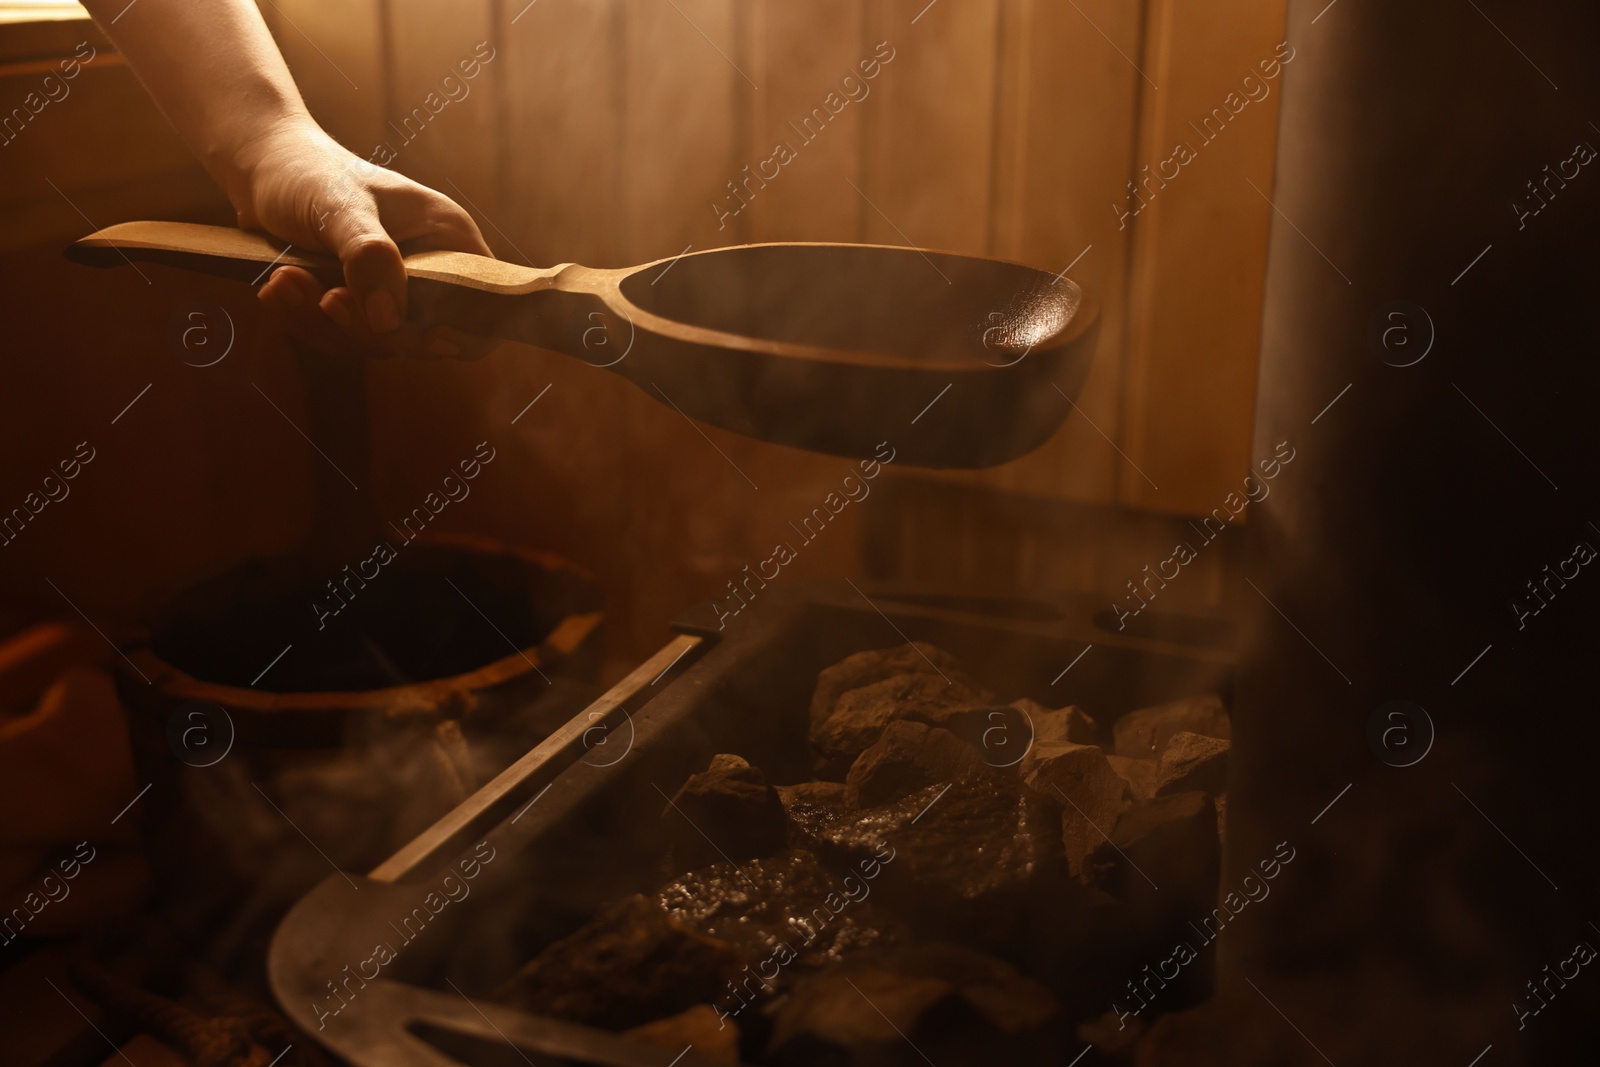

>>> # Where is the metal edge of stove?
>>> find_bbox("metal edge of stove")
[266,580,1236,1067]
[266,627,722,1067]
[367,631,708,886]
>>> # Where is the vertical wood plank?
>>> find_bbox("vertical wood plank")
[366,0,644,660]
[741,0,869,244]
[499,0,626,267]
[860,0,1001,254]
[617,0,765,650]
[380,0,500,229]
[619,0,743,263]
[1118,0,1290,515]
[966,0,1146,506]
[264,0,388,154]
[883,0,1146,508]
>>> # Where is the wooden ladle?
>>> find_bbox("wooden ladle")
[69,222,1097,468]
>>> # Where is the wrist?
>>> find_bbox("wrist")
[212,111,323,214]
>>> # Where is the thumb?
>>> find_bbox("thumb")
[320,196,407,333]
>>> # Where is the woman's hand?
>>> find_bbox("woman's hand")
[79,0,497,358]
[234,118,496,358]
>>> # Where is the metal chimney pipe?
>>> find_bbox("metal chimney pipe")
[1228,0,1600,1060]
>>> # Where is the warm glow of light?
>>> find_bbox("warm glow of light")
[0,0,88,23]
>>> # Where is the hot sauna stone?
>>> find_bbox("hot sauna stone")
[776,780,847,807]
[624,1005,740,1065]
[811,672,991,770]
[1153,731,1230,797]
[843,719,996,807]
[808,779,1066,946]
[770,963,954,1053]
[1022,742,1131,878]
[1106,754,1159,801]
[661,753,789,868]
[1087,791,1219,911]
[1014,698,1099,746]
[510,851,907,1039]
[657,850,904,967]
[881,942,1059,1033]
[499,894,743,1030]
[1112,694,1231,759]
[775,781,849,849]
[808,642,966,733]
[500,634,1236,1059]
[768,943,1058,1059]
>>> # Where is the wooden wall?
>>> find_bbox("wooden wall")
[0,17,224,248]
[0,11,304,645]
[0,1,1287,668]
[265,0,1144,505]
[258,0,1286,660]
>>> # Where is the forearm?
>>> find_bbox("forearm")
[81,0,492,337]
[79,0,313,210]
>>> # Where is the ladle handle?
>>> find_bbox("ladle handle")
[69,221,634,380]
[70,220,343,285]
[68,221,567,294]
